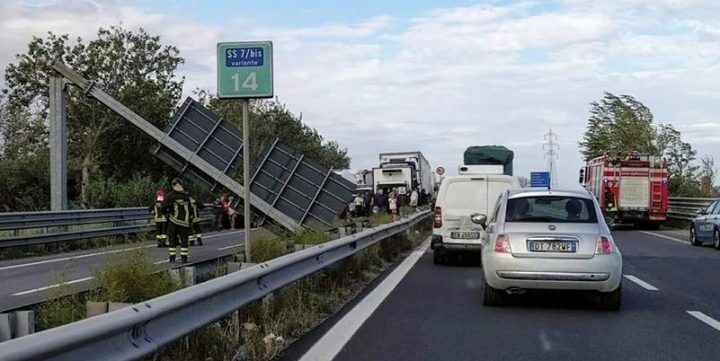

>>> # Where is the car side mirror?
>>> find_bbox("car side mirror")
[470,213,487,227]
[698,209,708,215]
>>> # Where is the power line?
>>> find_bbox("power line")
[543,129,559,187]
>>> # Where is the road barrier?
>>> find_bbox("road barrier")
[667,197,715,221]
[0,211,431,361]
[0,206,213,248]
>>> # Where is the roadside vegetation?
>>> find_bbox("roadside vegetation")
[32,209,430,360]
[36,249,180,330]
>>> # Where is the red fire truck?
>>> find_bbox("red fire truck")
[580,153,668,228]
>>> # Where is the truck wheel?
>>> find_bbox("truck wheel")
[483,279,505,306]
[596,285,621,311]
[690,225,701,246]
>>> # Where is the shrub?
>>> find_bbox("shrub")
[369,213,393,227]
[36,290,85,331]
[91,249,179,303]
[250,236,287,263]
[292,227,330,246]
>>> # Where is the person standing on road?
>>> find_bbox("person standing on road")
[364,191,373,217]
[410,188,419,211]
[353,194,364,217]
[162,178,193,263]
[149,188,168,248]
[228,196,238,229]
[389,191,400,222]
[188,194,204,246]
[213,196,227,231]
[373,189,388,214]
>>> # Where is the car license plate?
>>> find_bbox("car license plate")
[450,231,480,239]
[527,241,577,252]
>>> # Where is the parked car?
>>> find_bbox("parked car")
[431,171,520,264]
[481,189,623,310]
[690,199,720,249]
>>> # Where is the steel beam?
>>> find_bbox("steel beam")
[49,77,67,211]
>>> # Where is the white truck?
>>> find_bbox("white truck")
[373,151,434,197]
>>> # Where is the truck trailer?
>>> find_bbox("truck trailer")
[373,151,433,197]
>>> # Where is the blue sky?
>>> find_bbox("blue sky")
[2,0,720,186]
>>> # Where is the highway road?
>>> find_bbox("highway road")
[284,229,720,361]
[0,230,248,312]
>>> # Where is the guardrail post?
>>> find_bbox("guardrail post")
[11,311,34,338]
[86,302,108,318]
[0,313,11,341]
[183,267,197,286]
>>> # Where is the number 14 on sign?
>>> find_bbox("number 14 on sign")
[232,72,258,91]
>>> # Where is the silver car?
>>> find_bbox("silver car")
[481,189,622,310]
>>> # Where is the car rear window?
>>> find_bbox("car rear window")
[505,196,597,223]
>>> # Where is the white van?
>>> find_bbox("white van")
[431,169,521,264]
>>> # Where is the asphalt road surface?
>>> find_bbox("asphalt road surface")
[285,229,720,361]
[0,229,247,312]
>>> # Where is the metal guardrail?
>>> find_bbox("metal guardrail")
[667,197,715,221]
[0,211,431,361]
[0,206,213,248]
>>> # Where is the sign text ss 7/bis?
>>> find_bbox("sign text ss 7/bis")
[217,41,273,99]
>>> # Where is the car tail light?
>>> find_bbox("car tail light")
[433,207,442,228]
[596,235,613,254]
[494,234,511,253]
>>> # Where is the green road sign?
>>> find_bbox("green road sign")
[217,41,273,98]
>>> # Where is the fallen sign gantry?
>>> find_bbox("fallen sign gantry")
[51,62,351,231]
[152,97,355,228]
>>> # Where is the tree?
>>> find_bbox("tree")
[698,154,716,197]
[579,92,658,160]
[657,123,699,196]
[2,26,184,208]
[195,91,350,170]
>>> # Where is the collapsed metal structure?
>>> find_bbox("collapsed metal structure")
[49,62,354,231]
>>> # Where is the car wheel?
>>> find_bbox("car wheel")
[690,225,701,246]
[714,229,720,250]
[483,278,505,306]
[597,285,621,311]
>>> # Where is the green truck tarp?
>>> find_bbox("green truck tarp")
[463,146,514,175]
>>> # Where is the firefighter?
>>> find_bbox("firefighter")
[149,189,168,247]
[188,194,204,246]
[162,178,193,263]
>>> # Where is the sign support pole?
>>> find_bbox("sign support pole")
[242,99,252,263]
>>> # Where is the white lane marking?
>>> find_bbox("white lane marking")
[0,230,246,272]
[299,238,431,361]
[217,244,243,250]
[638,231,690,245]
[0,245,153,271]
[12,276,95,296]
[687,311,720,332]
[623,275,659,291]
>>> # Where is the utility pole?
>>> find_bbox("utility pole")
[543,129,559,188]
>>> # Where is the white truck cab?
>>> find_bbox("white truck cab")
[431,167,521,264]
